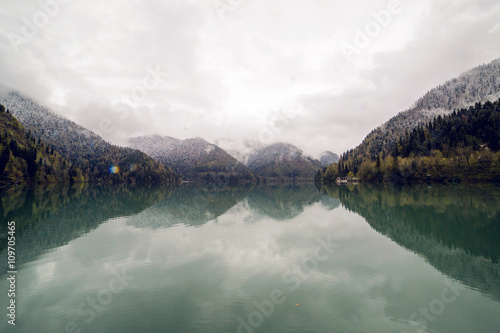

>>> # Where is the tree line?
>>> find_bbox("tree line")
[0,104,85,188]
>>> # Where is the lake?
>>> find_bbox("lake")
[1,183,500,333]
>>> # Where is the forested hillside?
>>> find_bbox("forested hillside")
[318,99,500,183]
[355,59,500,161]
[0,104,84,189]
[0,90,179,185]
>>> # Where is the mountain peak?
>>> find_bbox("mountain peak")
[129,135,254,183]
[246,142,322,182]
[319,151,340,167]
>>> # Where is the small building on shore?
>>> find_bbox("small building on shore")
[336,177,359,185]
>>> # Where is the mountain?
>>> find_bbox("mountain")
[319,99,500,184]
[319,151,339,167]
[128,135,255,184]
[346,58,500,163]
[0,104,84,189]
[0,89,179,185]
[247,142,323,182]
[317,59,500,184]
[215,139,332,182]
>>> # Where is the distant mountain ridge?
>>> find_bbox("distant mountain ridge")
[0,89,179,185]
[246,142,323,182]
[129,135,255,183]
[319,151,339,167]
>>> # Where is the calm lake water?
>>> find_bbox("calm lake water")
[1,183,500,333]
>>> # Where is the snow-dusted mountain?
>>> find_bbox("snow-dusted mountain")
[318,151,340,167]
[353,58,500,159]
[0,90,101,159]
[0,89,178,184]
[129,135,255,183]
[246,142,323,181]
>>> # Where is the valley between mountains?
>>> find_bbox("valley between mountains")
[0,58,499,189]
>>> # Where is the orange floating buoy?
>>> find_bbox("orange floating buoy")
[295,303,300,306]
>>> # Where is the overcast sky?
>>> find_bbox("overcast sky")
[1,0,499,156]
